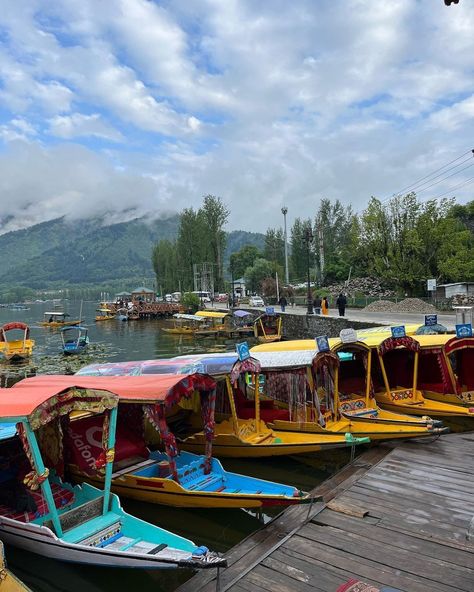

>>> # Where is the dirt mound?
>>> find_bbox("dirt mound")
[363,300,397,312]
[396,298,436,313]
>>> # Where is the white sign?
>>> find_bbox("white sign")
[339,328,358,344]
[427,279,437,292]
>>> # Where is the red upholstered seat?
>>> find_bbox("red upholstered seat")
[233,388,290,422]
[0,483,74,523]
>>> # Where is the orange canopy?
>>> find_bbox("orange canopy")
[13,373,216,407]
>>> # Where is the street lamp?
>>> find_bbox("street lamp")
[305,226,314,315]
[281,206,289,285]
[230,262,235,308]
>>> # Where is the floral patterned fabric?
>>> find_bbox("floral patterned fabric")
[145,405,179,481]
[378,336,420,356]
[230,358,261,384]
[28,387,117,431]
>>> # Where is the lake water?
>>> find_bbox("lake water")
[0,301,348,591]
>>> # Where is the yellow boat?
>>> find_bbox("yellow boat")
[0,323,34,362]
[253,312,282,343]
[251,338,446,441]
[194,310,229,337]
[39,311,81,327]
[76,354,370,458]
[433,334,474,407]
[367,333,474,419]
[161,313,206,335]
[0,540,32,591]
[95,307,115,321]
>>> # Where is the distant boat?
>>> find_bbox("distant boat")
[61,326,89,355]
[0,322,35,362]
[40,312,81,328]
[7,303,30,311]
[95,307,115,322]
[253,312,282,343]
[116,308,129,322]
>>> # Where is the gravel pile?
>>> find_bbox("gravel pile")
[396,298,436,313]
[363,300,398,312]
[363,297,437,313]
[323,277,395,298]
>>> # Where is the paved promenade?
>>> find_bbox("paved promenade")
[235,303,456,330]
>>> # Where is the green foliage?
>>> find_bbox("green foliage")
[229,245,261,278]
[290,218,314,282]
[201,195,230,290]
[181,292,200,313]
[263,228,285,267]
[244,258,275,293]
[152,239,178,294]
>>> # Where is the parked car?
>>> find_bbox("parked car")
[249,295,265,306]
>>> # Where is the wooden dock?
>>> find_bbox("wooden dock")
[177,433,474,592]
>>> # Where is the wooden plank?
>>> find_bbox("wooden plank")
[286,534,458,592]
[312,509,474,568]
[298,523,474,591]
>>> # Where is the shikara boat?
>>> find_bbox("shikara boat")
[61,326,89,355]
[194,311,229,337]
[371,334,474,419]
[443,335,474,406]
[250,340,446,441]
[95,307,115,322]
[0,323,35,362]
[161,314,207,335]
[40,312,81,328]
[77,355,369,458]
[34,374,308,509]
[253,313,282,344]
[2,378,225,569]
[0,540,31,591]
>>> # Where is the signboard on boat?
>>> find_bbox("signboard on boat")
[339,328,358,343]
[424,314,438,326]
[315,335,330,352]
[391,326,406,338]
[236,341,251,361]
[455,323,473,338]
[265,306,275,315]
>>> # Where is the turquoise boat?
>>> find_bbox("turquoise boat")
[0,380,225,569]
[61,326,89,355]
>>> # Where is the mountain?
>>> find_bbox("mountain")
[0,216,264,290]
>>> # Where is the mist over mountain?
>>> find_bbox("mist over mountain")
[0,216,264,290]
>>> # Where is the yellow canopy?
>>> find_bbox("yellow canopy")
[195,311,229,319]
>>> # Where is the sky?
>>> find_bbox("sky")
[0,0,473,234]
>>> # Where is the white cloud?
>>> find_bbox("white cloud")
[0,0,473,234]
[48,113,123,141]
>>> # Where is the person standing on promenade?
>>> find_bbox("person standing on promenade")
[322,296,329,315]
[336,292,347,317]
[313,295,322,314]
[278,295,288,312]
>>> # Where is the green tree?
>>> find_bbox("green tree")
[229,245,261,278]
[201,195,230,291]
[244,258,274,293]
[263,228,285,267]
[152,239,178,294]
[290,218,314,283]
[176,208,207,290]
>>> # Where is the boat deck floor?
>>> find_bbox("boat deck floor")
[176,432,474,592]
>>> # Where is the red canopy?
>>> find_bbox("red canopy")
[13,373,216,407]
[378,335,420,356]
[0,322,30,341]
[444,336,474,355]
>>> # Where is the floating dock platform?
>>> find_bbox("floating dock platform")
[177,432,474,592]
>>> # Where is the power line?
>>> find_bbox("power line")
[414,161,474,195]
[427,174,474,201]
[382,148,474,200]
[403,155,474,194]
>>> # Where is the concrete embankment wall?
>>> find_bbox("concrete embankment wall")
[246,308,381,339]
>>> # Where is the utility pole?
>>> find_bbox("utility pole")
[318,215,325,284]
[281,206,289,285]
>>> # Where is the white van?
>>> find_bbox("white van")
[192,291,211,303]
[171,292,181,303]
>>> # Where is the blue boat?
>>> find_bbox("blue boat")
[61,326,89,355]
